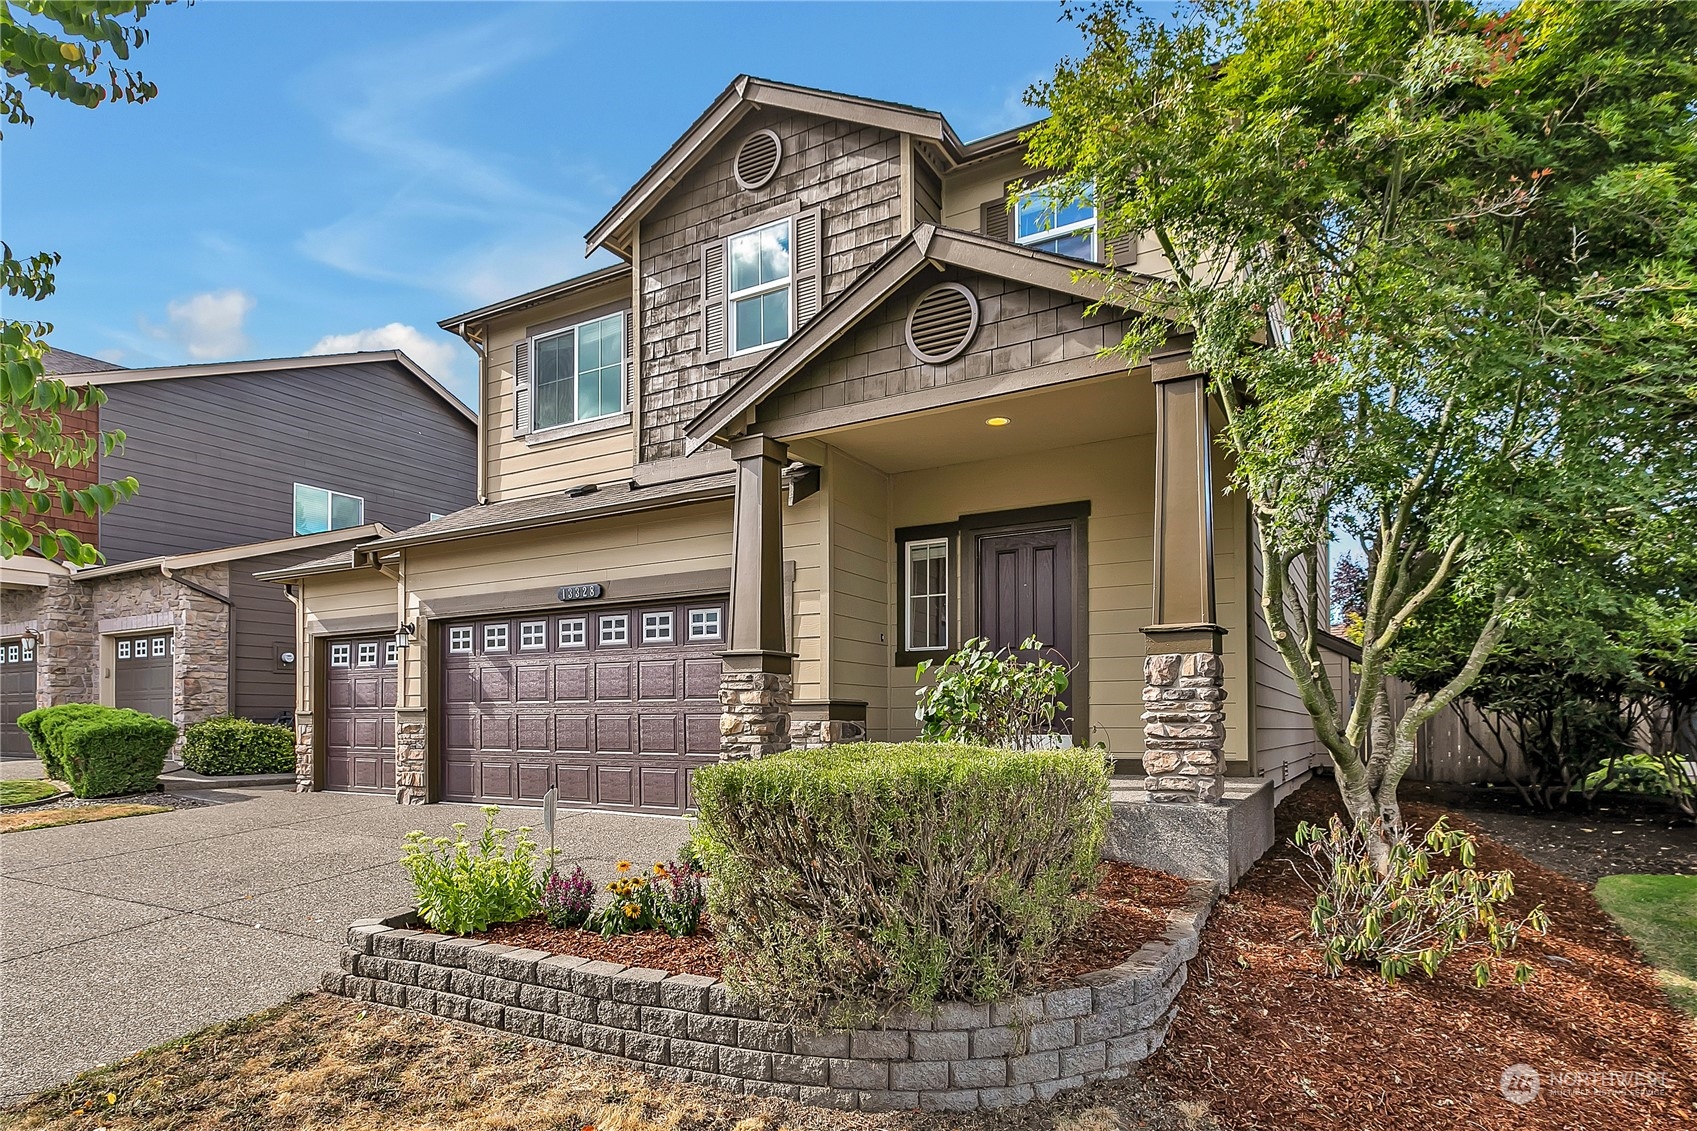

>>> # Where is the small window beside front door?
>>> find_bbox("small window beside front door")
[904,538,950,654]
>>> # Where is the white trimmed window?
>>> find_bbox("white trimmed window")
[117,640,130,660]
[384,641,398,666]
[357,642,378,667]
[904,539,950,653]
[448,626,473,654]
[558,618,587,648]
[1014,181,1097,261]
[599,614,628,646]
[520,621,548,650]
[152,636,168,657]
[293,482,365,536]
[642,611,673,643]
[530,311,625,432]
[20,639,32,661]
[728,219,792,355]
[483,623,509,652]
[330,643,352,667]
[688,607,722,641]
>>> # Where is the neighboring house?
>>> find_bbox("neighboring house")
[0,351,477,754]
[266,76,1326,813]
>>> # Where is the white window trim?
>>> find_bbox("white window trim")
[642,611,674,643]
[293,482,365,537]
[558,618,587,648]
[330,643,352,667]
[519,621,548,650]
[118,640,131,660]
[357,642,378,667]
[152,636,168,658]
[448,627,473,654]
[904,538,951,654]
[1014,181,1098,259]
[483,624,510,652]
[599,614,629,645]
[727,218,795,358]
[384,641,398,666]
[528,311,626,434]
[687,607,723,642]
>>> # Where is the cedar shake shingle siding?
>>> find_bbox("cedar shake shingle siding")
[757,268,1128,423]
[638,107,906,461]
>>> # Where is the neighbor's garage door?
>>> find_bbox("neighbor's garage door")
[1,636,37,755]
[442,600,726,814]
[114,633,173,718]
[322,636,397,793]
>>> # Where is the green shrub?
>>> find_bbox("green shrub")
[1294,815,1549,986]
[1584,752,1694,802]
[915,636,1072,749]
[17,703,107,781]
[18,704,173,797]
[401,806,540,936]
[692,742,1109,1025]
[181,716,295,775]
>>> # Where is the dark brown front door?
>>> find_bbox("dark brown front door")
[977,526,1076,722]
[1,637,38,756]
[441,600,726,814]
[323,636,397,792]
[114,633,173,719]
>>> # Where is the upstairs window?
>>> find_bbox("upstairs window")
[1014,182,1097,262]
[728,219,792,355]
[531,311,625,432]
[294,483,364,536]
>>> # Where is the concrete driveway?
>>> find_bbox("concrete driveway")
[0,783,687,1102]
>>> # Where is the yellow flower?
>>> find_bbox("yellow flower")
[623,903,640,918]
[652,862,667,876]
[616,860,632,873]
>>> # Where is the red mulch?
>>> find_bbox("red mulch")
[472,861,1191,987]
[1146,778,1697,1131]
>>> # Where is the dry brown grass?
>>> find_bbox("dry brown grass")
[0,804,169,834]
[0,994,1190,1131]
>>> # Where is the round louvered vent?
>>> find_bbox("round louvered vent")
[904,283,980,364]
[733,129,783,190]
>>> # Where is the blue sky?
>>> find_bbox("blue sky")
[4,1,1110,406]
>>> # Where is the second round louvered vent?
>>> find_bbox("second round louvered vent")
[733,129,783,190]
[904,283,980,364]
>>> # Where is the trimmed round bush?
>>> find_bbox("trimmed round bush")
[692,742,1109,1026]
[19,704,175,798]
[182,716,295,775]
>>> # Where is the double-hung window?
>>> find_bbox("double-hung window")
[728,219,792,355]
[1014,181,1097,262]
[531,311,625,432]
[293,483,364,536]
[904,538,950,654]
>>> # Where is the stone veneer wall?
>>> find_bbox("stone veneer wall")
[718,669,793,759]
[1142,653,1227,803]
[325,882,1214,1114]
[789,718,868,750]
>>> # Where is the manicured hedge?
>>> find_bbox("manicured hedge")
[16,704,175,798]
[182,716,295,775]
[692,742,1109,1025]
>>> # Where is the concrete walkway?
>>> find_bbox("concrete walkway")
[0,784,686,1101]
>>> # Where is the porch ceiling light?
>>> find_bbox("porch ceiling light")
[985,416,1011,427]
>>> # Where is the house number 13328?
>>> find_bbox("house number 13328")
[557,583,603,602]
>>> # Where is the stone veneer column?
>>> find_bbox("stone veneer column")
[294,715,315,792]
[38,576,94,706]
[169,565,231,729]
[719,434,793,759]
[1141,652,1226,802]
[395,708,428,804]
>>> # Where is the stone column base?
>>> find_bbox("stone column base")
[790,718,867,749]
[1141,652,1226,804]
[294,716,315,793]
[396,710,428,804]
[718,653,793,759]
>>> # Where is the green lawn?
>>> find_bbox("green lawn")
[1595,873,1697,1017]
[0,778,61,807]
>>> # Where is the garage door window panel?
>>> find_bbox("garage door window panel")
[600,615,628,646]
[559,618,587,648]
[484,623,509,652]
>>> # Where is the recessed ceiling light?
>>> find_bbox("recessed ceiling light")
[985,416,1010,427]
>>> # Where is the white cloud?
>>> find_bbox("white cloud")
[146,289,255,361]
[306,322,469,392]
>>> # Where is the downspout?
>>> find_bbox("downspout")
[160,562,234,726]
[450,319,490,506]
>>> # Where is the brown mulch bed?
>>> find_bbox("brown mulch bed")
[1146,777,1697,1131]
[473,861,1195,987]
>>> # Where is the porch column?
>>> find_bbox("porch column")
[1142,348,1227,804]
[719,434,793,758]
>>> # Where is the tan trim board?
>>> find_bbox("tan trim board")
[419,568,733,622]
[630,448,736,489]
[307,614,398,637]
[439,263,632,333]
[75,524,394,581]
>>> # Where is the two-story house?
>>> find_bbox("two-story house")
[266,77,1323,812]
[0,350,477,753]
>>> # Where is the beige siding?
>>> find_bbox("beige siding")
[480,276,636,503]
[1248,524,1325,792]
[825,447,893,732]
[295,567,397,716]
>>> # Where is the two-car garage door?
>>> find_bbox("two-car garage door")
[441,599,726,815]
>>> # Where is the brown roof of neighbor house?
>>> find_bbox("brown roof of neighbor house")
[683,223,1177,452]
[68,525,396,581]
[584,75,1040,258]
[438,263,632,335]
[53,351,476,425]
[256,474,739,575]
[43,347,126,375]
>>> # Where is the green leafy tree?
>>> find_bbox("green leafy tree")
[1028,0,1697,850]
[1,1,166,561]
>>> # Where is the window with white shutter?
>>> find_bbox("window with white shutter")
[704,208,823,361]
[512,339,532,437]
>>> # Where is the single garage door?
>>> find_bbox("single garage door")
[1,636,38,756]
[442,600,726,814]
[114,632,173,718]
[323,636,397,793]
